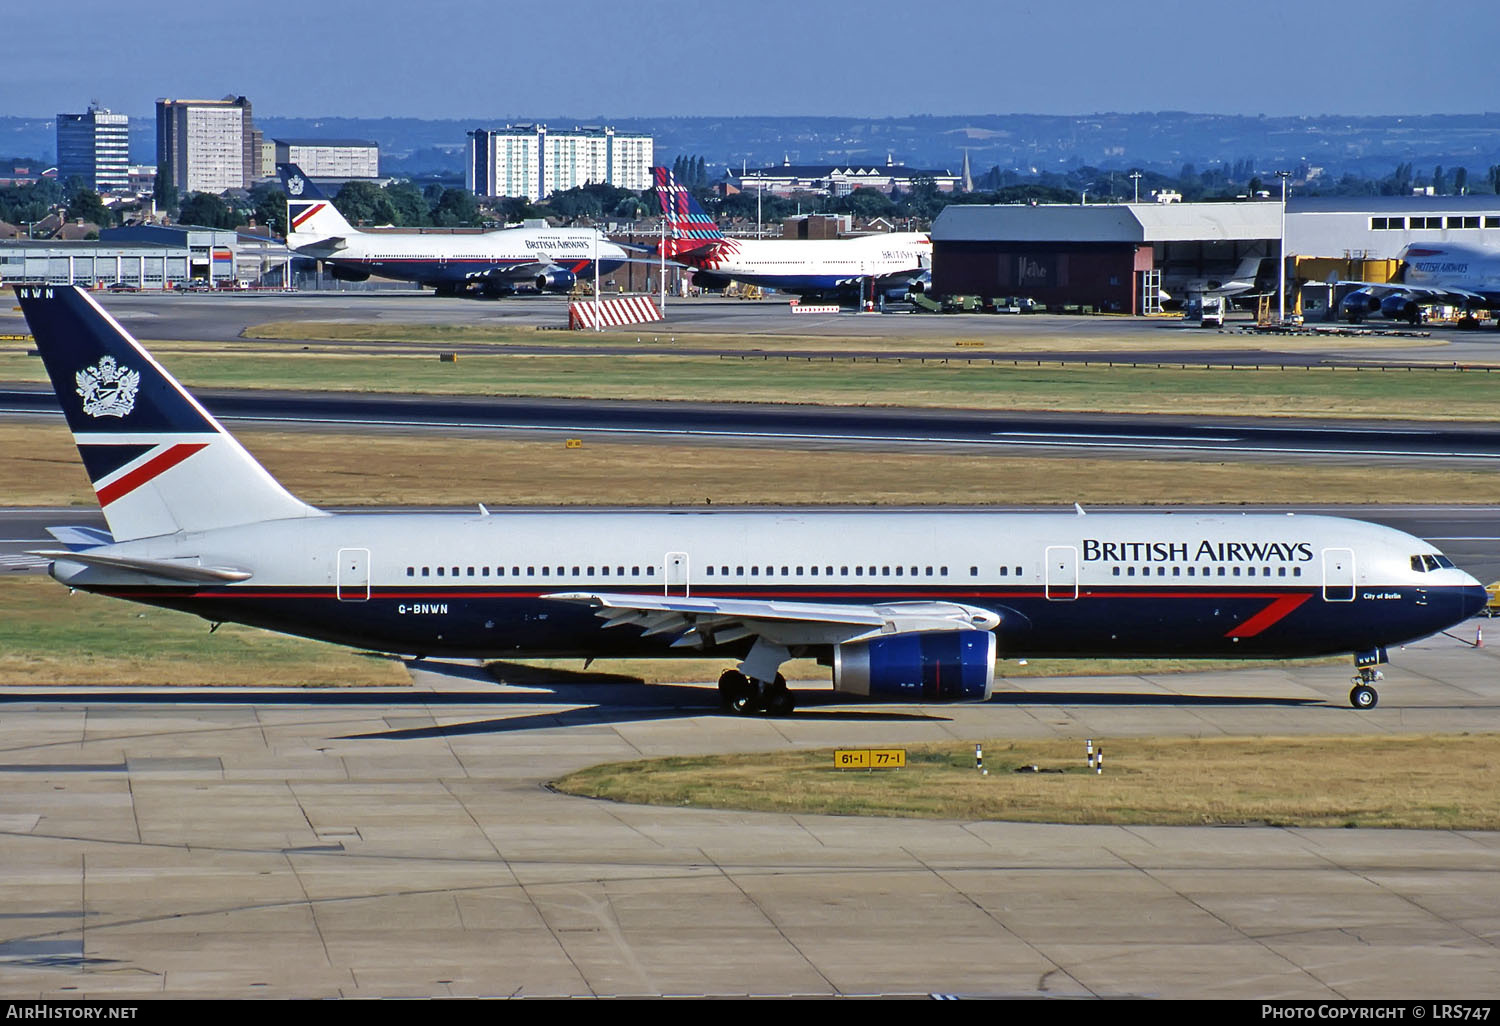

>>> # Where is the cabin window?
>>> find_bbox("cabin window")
[1248,567,1256,577]
[868,566,876,576]
[735,566,743,576]
[810,566,819,576]
[601,566,609,576]
[855,566,863,577]
[437,567,445,577]
[540,567,549,576]
[721,566,728,576]
[513,567,520,576]
[970,566,978,577]
[782,566,789,576]
[482,567,489,577]
[894,566,902,577]
[467,567,475,577]
[422,566,430,577]
[1186,566,1195,576]
[1233,566,1242,577]
[1113,567,1121,577]
[751,566,759,576]
[882,567,890,577]
[796,566,804,575]
[1127,566,1136,577]
[925,567,933,577]
[452,567,459,577]
[632,566,641,575]
[941,567,949,576]
[587,566,595,575]
[707,566,715,576]
[1014,566,1022,576]
[646,566,655,576]
[840,566,848,576]
[998,566,1008,576]
[527,566,535,576]
[766,566,774,576]
[618,566,625,576]
[1278,567,1286,577]
[1293,567,1301,577]
[555,566,563,576]
[407,567,414,577]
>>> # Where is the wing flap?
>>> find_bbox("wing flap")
[544,591,1000,649]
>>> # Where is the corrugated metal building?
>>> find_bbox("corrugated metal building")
[932,202,1280,312]
[932,196,1500,312]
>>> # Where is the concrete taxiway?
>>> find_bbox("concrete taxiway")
[1,630,1497,999]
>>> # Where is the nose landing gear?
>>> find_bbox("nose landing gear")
[1349,667,1382,709]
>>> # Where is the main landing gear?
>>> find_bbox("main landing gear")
[718,669,796,717]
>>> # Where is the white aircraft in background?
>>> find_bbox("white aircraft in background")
[653,167,931,300]
[1340,243,1500,324]
[280,164,628,297]
[15,285,1487,714]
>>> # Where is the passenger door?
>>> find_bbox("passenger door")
[1045,545,1078,601]
[1322,547,1355,602]
[337,547,370,602]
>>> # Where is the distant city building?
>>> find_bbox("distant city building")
[126,165,156,196]
[273,138,379,179]
[155,96,263,196]
[467,125,653,201]
[56,106,130,194]
[729,158,961,198]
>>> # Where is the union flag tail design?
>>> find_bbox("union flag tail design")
[279,162,355,239]
[653,166,723,259]
[15,286,322,542]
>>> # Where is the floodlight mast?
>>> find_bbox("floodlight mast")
[1277,170,1292,325]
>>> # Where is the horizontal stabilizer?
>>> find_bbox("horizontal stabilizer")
[29,549,253,583]
[45,526,115,550]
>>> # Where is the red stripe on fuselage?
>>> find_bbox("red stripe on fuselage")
[1225,593,1312,637]
[96,443,208,506]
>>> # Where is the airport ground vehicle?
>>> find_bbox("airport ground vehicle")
[1200,294,1225,327]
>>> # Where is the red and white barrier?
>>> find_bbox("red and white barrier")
[789,302,841,314]
[569,296,664,330]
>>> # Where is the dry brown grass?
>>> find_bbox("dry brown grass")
[556,734,1500,829]
[7,420,1500,507]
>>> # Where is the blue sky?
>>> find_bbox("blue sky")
[5,0,1499,119]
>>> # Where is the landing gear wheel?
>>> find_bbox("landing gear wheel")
[718,670,759,716]
[1349,683,1378,709]
[763,674,795,717]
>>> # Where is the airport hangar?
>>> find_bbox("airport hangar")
[930,194,1500,315]
[0,224,291,288]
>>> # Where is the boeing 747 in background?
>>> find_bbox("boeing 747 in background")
[653,167,931,301]
[15,285,1487,713]
[1340,243,1500,324]
[280,164,628,297]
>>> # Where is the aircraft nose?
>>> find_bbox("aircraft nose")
[1459,582,1490,621]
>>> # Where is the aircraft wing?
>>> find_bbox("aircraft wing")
[1336,280,1489,302]
[544,591,999,649]
[28,550,253,583]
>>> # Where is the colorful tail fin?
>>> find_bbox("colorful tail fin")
[653,166,722,258]
[15,286,323,542]
[279,162,356,240]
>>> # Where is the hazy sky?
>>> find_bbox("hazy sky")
[5,0,1499,120]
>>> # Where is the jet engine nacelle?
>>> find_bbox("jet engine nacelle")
[1339,292,1381,322]
[1379,295,1422,324]
[832,630,995,702]
[534,268,577,292]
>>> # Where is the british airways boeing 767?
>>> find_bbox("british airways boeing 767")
[17,286,1486,713]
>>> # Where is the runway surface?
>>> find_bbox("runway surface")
[9,289,1500,364]
[6,384,1500,467]
[0,631,1497,999]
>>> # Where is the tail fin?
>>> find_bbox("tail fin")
[279,162,356,240]
[653,166,722,258]
[15,286,322,542]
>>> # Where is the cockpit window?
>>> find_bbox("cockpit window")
[1413,554,1456,572]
